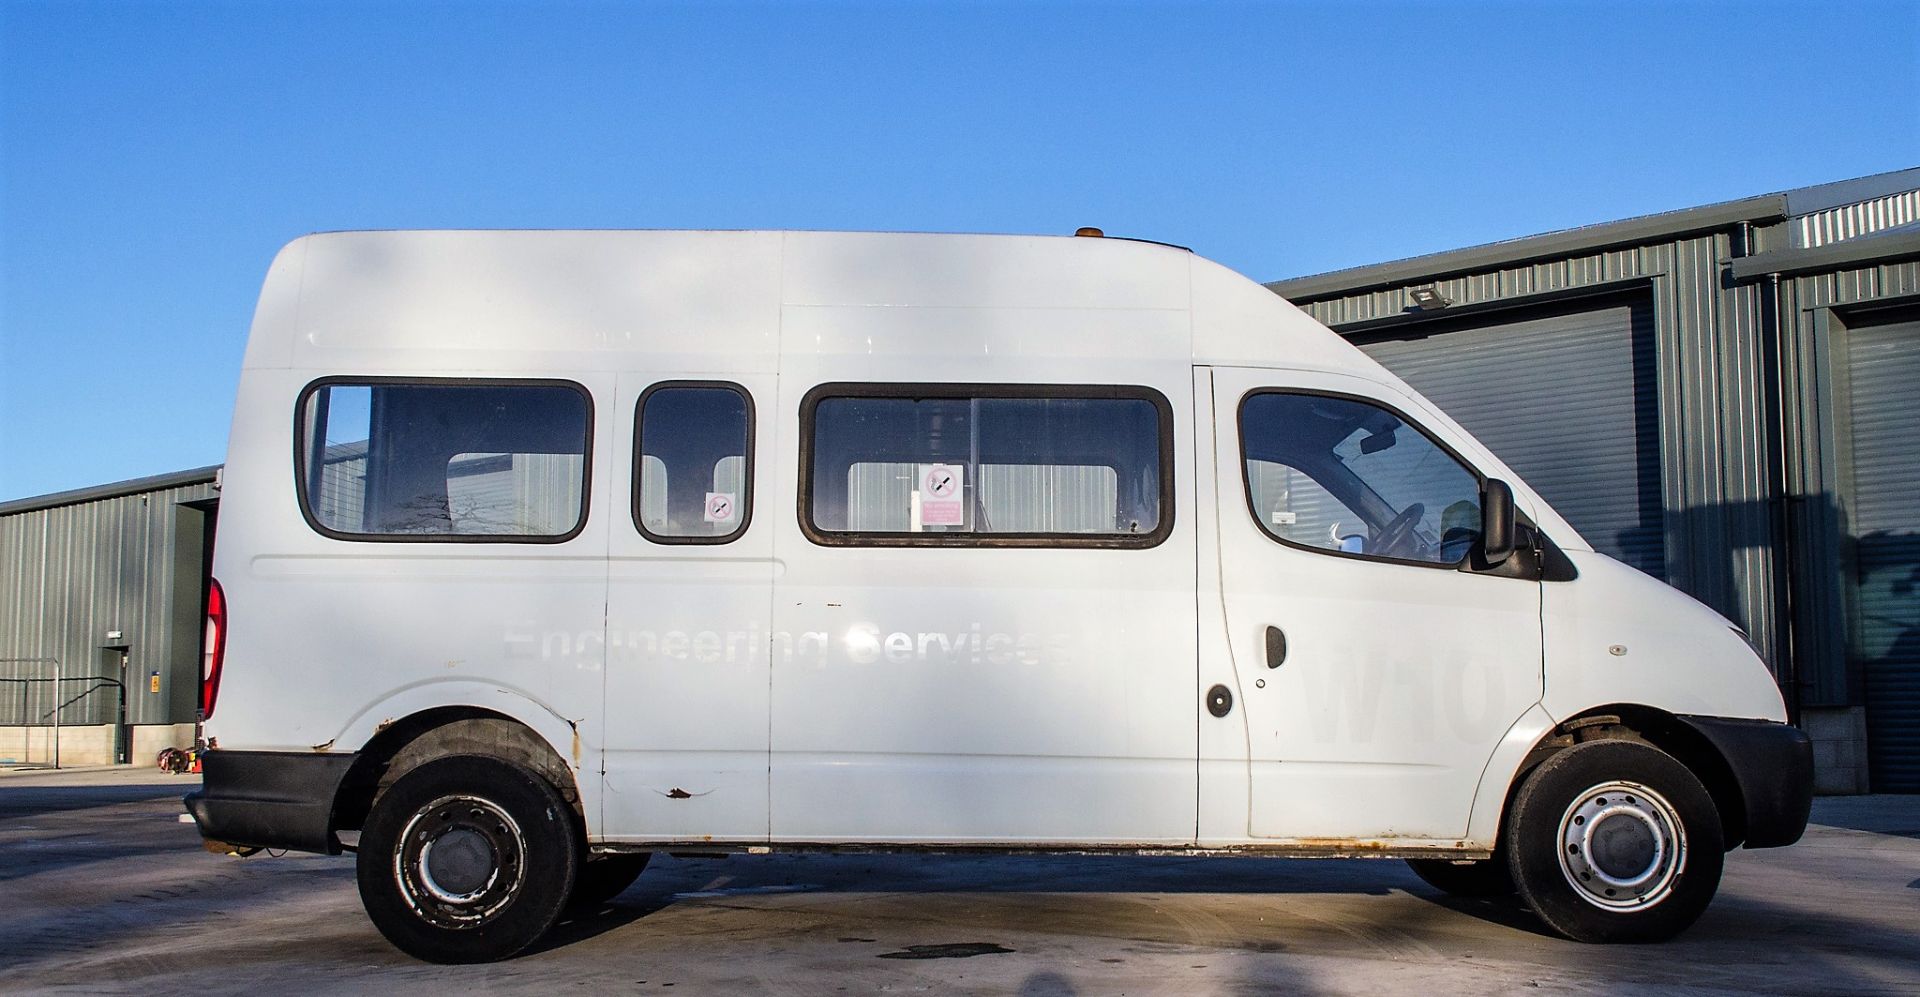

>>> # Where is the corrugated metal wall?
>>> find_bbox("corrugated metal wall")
[1777,258,1920,711]
[1794,190,1920,249]
[1286,229,1790,686]
[0,476,217,728]
[1774,258,1920,787]
[1839,309,1920,790]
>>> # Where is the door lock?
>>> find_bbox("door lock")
[1206,684,1234,718]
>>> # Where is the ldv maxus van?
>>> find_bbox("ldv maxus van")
[186,230,1813,963]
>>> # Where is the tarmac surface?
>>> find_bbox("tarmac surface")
[0,765,1916,995]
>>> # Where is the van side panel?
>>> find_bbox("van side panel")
[206,368,614,817]
[766,281,1200,844]
[1542,552,1789,725]
[280,230,783,375]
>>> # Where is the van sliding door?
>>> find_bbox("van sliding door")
[601,374,777,842]
[767,373,1200,845]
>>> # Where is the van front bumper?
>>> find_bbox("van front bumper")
[184,749,358,855]
[1677,715,1814,849]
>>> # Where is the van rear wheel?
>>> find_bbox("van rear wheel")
[356,755,580,963]
[1506,738,1723,943]
[1406,856,1515,897]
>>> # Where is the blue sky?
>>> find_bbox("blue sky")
[1,0,1915,501]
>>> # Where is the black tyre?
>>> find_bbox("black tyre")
[1505,739,1723,943]
[1406,856,1515,897]
[356,755,581,963]
[567,853,653,911]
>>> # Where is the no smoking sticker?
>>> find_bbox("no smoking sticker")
[917,463,965,527]
[704,492,737,524]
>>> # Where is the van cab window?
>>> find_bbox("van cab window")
[297,380,591,541]
[634,382,753,543]
[803,384,1171,546]
[1239,391,1481,565]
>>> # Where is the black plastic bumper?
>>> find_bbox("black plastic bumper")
[184,750,359,855]
[1678,715,1814,849]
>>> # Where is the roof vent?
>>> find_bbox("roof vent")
[1074,227,1104,238]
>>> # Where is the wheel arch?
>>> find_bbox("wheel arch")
[331,706,588,838]
[1474,703,1749,851]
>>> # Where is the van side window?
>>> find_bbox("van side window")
[802,384,1172,547]
[634,382,753,543]
[297,380,592,541]
[1239,391,1481,566]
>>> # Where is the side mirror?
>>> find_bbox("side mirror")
[1481,479,1516,565]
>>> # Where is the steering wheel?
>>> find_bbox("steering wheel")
[1370,502,1425,558]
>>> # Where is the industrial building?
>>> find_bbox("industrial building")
[0,466,218,766]
[1270,167,1920,793]
[3,168,1915,788]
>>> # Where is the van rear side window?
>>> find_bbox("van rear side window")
[297,379,593,542]
[634,382,753,543]
[801,383,1172,548]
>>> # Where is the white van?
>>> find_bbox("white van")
[187,230,1812,963]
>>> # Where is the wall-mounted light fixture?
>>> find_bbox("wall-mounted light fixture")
[1408,286,1452,310]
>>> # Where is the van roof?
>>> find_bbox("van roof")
[241,229,1381,377]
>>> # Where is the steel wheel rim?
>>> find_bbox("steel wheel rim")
[1556,779,1687,910]
[394,793,527,929]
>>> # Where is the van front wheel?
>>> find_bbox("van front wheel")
[1506,739,1723,943]
[356,755,581,963]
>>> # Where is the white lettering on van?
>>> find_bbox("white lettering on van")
[514,622,1084,670]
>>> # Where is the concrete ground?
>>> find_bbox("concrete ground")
[0,769,1915,996]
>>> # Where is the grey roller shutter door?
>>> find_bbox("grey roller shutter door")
[1843,315,1920,792]
[1357,301,1665,579]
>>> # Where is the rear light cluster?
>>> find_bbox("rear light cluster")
[201,578,227,720]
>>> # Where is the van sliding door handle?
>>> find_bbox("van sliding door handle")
[1265,626,1287,668]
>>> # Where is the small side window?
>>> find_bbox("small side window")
[633,382,753,543]
[1240,391,1482,566]
[297,380,592,541]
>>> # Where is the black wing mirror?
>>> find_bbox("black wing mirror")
[1481,478,1516,565]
